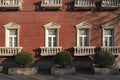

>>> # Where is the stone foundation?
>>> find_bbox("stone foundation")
[93,67,120,75]
[8,67,38,75]
[51,66,76,76]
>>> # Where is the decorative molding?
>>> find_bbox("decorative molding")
[102,22,116,29]
[75,22,92,29]
[3,22,20,29]
[43,22,60,29]
[3,22,20,47]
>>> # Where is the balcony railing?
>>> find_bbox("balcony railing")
[74,46,95,56]
[41,0,62,8]
[74,46,120,56]
[0,47,22,56]
[74,0,119,9]
[0,0,23,10]
[102,0,119,7]
[74,0,94,8]
[101,46,120,55]
[40,47,62,56]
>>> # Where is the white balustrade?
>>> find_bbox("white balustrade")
[0,0,23,10]
[102,0,119,7]
[74,46,120,56]
[74,0,119,8]
[41,0,62,7]
[74,46,95,56]
[0,47,22,56]
[74,0,94,8]
[101,46,120,55]
[40,47,62,56]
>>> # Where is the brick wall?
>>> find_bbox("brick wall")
[0,0,120,60]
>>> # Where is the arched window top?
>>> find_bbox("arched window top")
[102,22,116,29]
[43,22,60,29]
[3,22,20,29]
[75,22,92,29]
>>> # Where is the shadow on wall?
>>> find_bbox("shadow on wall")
[65,1,74,11]
[65,47,74,57]
[34,1,42,11]
[33,48,41,58]
[0,57,18,70]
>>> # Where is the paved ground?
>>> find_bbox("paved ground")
[0,71,120,80]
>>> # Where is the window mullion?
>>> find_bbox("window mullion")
[51,36,54,47]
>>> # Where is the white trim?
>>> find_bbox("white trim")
[43,22,60,47]
[3,22,20,47]
[103,29,114,46]
[102,22,116,29]
[75,22,91,47]
[102,22,115,46]
[43,22,60,29]
[75,22,92,29]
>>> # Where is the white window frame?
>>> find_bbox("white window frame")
[103,29,114,47]
[47,29,57,47]
[75,22,91,47]
[102,22,116,47]
[78,29,89,46]
[8,29,18,47]
[3,22,20,47]
[43,22,60,47]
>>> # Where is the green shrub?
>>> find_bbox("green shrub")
[94,51,114,68]
[15,51,34,67]
[54,51,72,68]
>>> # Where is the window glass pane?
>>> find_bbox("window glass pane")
[48,37,52,47]
[9,37,12,47]
[79,29,88,46]
[47,28,58,47]
[14,42,17,47]
[14,37,17,42]
[48,29,57,35]
[84,37,87,46]
[10,29,17,35]
[9,42,12,47]
[14,37,17,47]
[79,29,88,35]
[48,42,51,47]
[9,37,12,42]
[48,37,51,42]
[9,29,18,47]
[109,37,112,46]
[53,37,56,42]
[53,42,57,47]
[104,29,114,46]
[53,37,57,47]
[79,37,82,46]
[105,29,112,35]
[105,37,108,46]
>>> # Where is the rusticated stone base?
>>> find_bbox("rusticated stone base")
[8,67,38,75]
[0,66,3,72]
[93,67,120,75]
[51,66,76,76]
